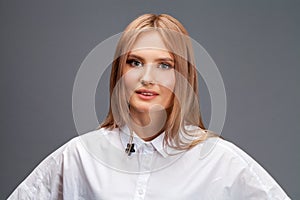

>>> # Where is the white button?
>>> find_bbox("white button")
[138,189,144,195]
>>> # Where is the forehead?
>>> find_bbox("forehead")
[130,31,169,52]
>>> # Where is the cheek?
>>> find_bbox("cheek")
[123,69,140,92]
[156,71,175,92]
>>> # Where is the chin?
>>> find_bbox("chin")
[131,105,154,113]
[130,102,166,113]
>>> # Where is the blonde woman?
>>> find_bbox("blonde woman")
[8,14,290,199]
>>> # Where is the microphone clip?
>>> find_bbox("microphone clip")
[125,143,135,156]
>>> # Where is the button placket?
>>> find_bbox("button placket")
[134,173,150,200]
[133,144,154,200]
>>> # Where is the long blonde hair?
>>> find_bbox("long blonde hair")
[100,14,216,150]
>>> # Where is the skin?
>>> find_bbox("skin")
[122,31,176,141]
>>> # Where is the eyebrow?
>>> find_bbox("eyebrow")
[127,53,174,63]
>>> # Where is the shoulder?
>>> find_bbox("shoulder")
[7,127,117,199]
[192,137,290,199]
[202,137,254,164]
[196,136,271,178]
[187,137,255,173]
[58,127,118,150]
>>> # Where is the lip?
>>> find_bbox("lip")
[135,89,159,100]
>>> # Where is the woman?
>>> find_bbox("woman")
[8,14,290,199]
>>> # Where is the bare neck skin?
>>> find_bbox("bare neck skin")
[129,107,167,141]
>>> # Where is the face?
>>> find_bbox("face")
[122,31,176,113]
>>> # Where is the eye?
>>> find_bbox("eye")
[158,63,173,70]
[126,59,143,68]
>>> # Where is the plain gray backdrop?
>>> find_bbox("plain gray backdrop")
[1,0,299,199]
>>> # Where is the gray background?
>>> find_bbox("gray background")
[1,0,299,199]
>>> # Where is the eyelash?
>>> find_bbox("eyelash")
[126,59,174,69]
[126,59,143,68]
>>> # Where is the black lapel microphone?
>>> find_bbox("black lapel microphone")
[125,143,135,156]
[125,130,135,156]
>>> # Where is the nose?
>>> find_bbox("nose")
[140,63,155,84]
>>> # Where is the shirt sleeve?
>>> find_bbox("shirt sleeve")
[226,142,291,200]
[7,143,68,200]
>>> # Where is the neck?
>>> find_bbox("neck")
[129,107,168,141]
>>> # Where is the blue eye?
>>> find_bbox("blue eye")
[126,59,143,68]
[159,63,173,69]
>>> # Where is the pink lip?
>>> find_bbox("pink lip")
[135,89,159,100]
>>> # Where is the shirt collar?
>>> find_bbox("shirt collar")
[119,125,169,158]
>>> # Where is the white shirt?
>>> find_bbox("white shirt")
[8,126,290,200]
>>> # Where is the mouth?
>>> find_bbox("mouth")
[135,89,159,99]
